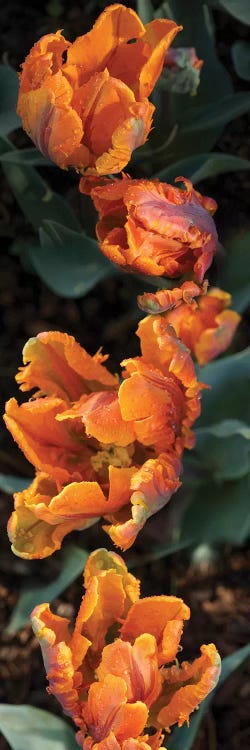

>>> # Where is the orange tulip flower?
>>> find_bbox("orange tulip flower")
[4,322,203,558]
[79,175,217,281]
[31,549,221,750]
[17,5,181,175]
[138,282,241,365]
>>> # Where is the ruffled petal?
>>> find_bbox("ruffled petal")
[120,596,190,665]
[105,453,181,550]
[16,330,117,399]
[3,396,87,483]
[157,644,221,729]
[97,635,161,707]
[60,391,135,446]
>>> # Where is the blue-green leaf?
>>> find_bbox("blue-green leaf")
[6,545,88,633]
[28,220,114,298]
[232,41,250,81]
[155,152,250,183]
[0,473,31,494]
[136,0,154,23]
[197,348,250,427]
[0,64,20,135]
[180,473,250,545]
[168,644,250,750]
[0,147,52,166]
[0,136,81,232]
[218,228,250,312]
[219,0,250,24]
[0,705,78,750]
[181,93,250,133]
[194,420,250,481]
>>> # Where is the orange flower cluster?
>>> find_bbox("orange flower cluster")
[17,4,180,175]
[138,282,241,365]
[4,318,203,559]
[31,549,221,750]
[80,175,218,282]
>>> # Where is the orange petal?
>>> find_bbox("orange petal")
[88,100,154,176]
[82,674,148,743]
[108,19,181,98]
[3,396,86,483]
[31,603,88,721]
[61,391,135,446]
[158,644,221,729]
[8,473,98,559]
[84,548,140,613]
[137,281,203,314]
[16,331,117,399]
[97,634,161,707]
[105,453,181,550]
[7,504,84,560]
[120,596,190,661]
[65,5,145,84]
[195,309,241,365]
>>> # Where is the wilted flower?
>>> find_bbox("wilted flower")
[80,175,217,282]
[17,4,181,175]
[31,549,221,749]
[163,47,203,95]
[4,320,203,558]
[138,283,241,365]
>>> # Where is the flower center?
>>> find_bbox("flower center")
[91,442,134,476]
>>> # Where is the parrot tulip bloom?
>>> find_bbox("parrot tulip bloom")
[31,549,221,749]
[80,175,218,281]
[163,47,203,96]
[17,5,181,175]
[4,322,203,558]
[138,283,241,366]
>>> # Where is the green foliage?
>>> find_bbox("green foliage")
[136,0,154,23]
[194,420,250,481]
[0,64,20,135]
[6,545,88,633]
[180,474,250,545]
[35,221,114,298]
[0,705,78,750]
[219,0,250,24]
[155,152,250,183]
[168,644,250,750]
[232,41,250,81]
[0,473,31,493]
[218,228,250,312]
[197,348,250,426]
[0,137,81,232]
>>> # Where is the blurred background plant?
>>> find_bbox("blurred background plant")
[0,2,249,750]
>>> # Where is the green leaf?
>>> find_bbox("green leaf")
[160,0,233,161]
[180,473,250,545]
[194,420,250,480]
[155,152,250,183]
[168,644,250,750]
[181,92,250,133]
[0,147,52,166]
[6,545,88,633]
[219,0,250,25]
[218,228,250,312]
[0,473,31,494]
[136,0,154,23]
[0,64,20,135]
[128,538,193,568]
[28,220,114,298]
[197,348,250,427]
[0,705,78,750]
[0,136,81,232]
[232,41,250,81]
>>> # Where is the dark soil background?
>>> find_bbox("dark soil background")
[0,2,250,750]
